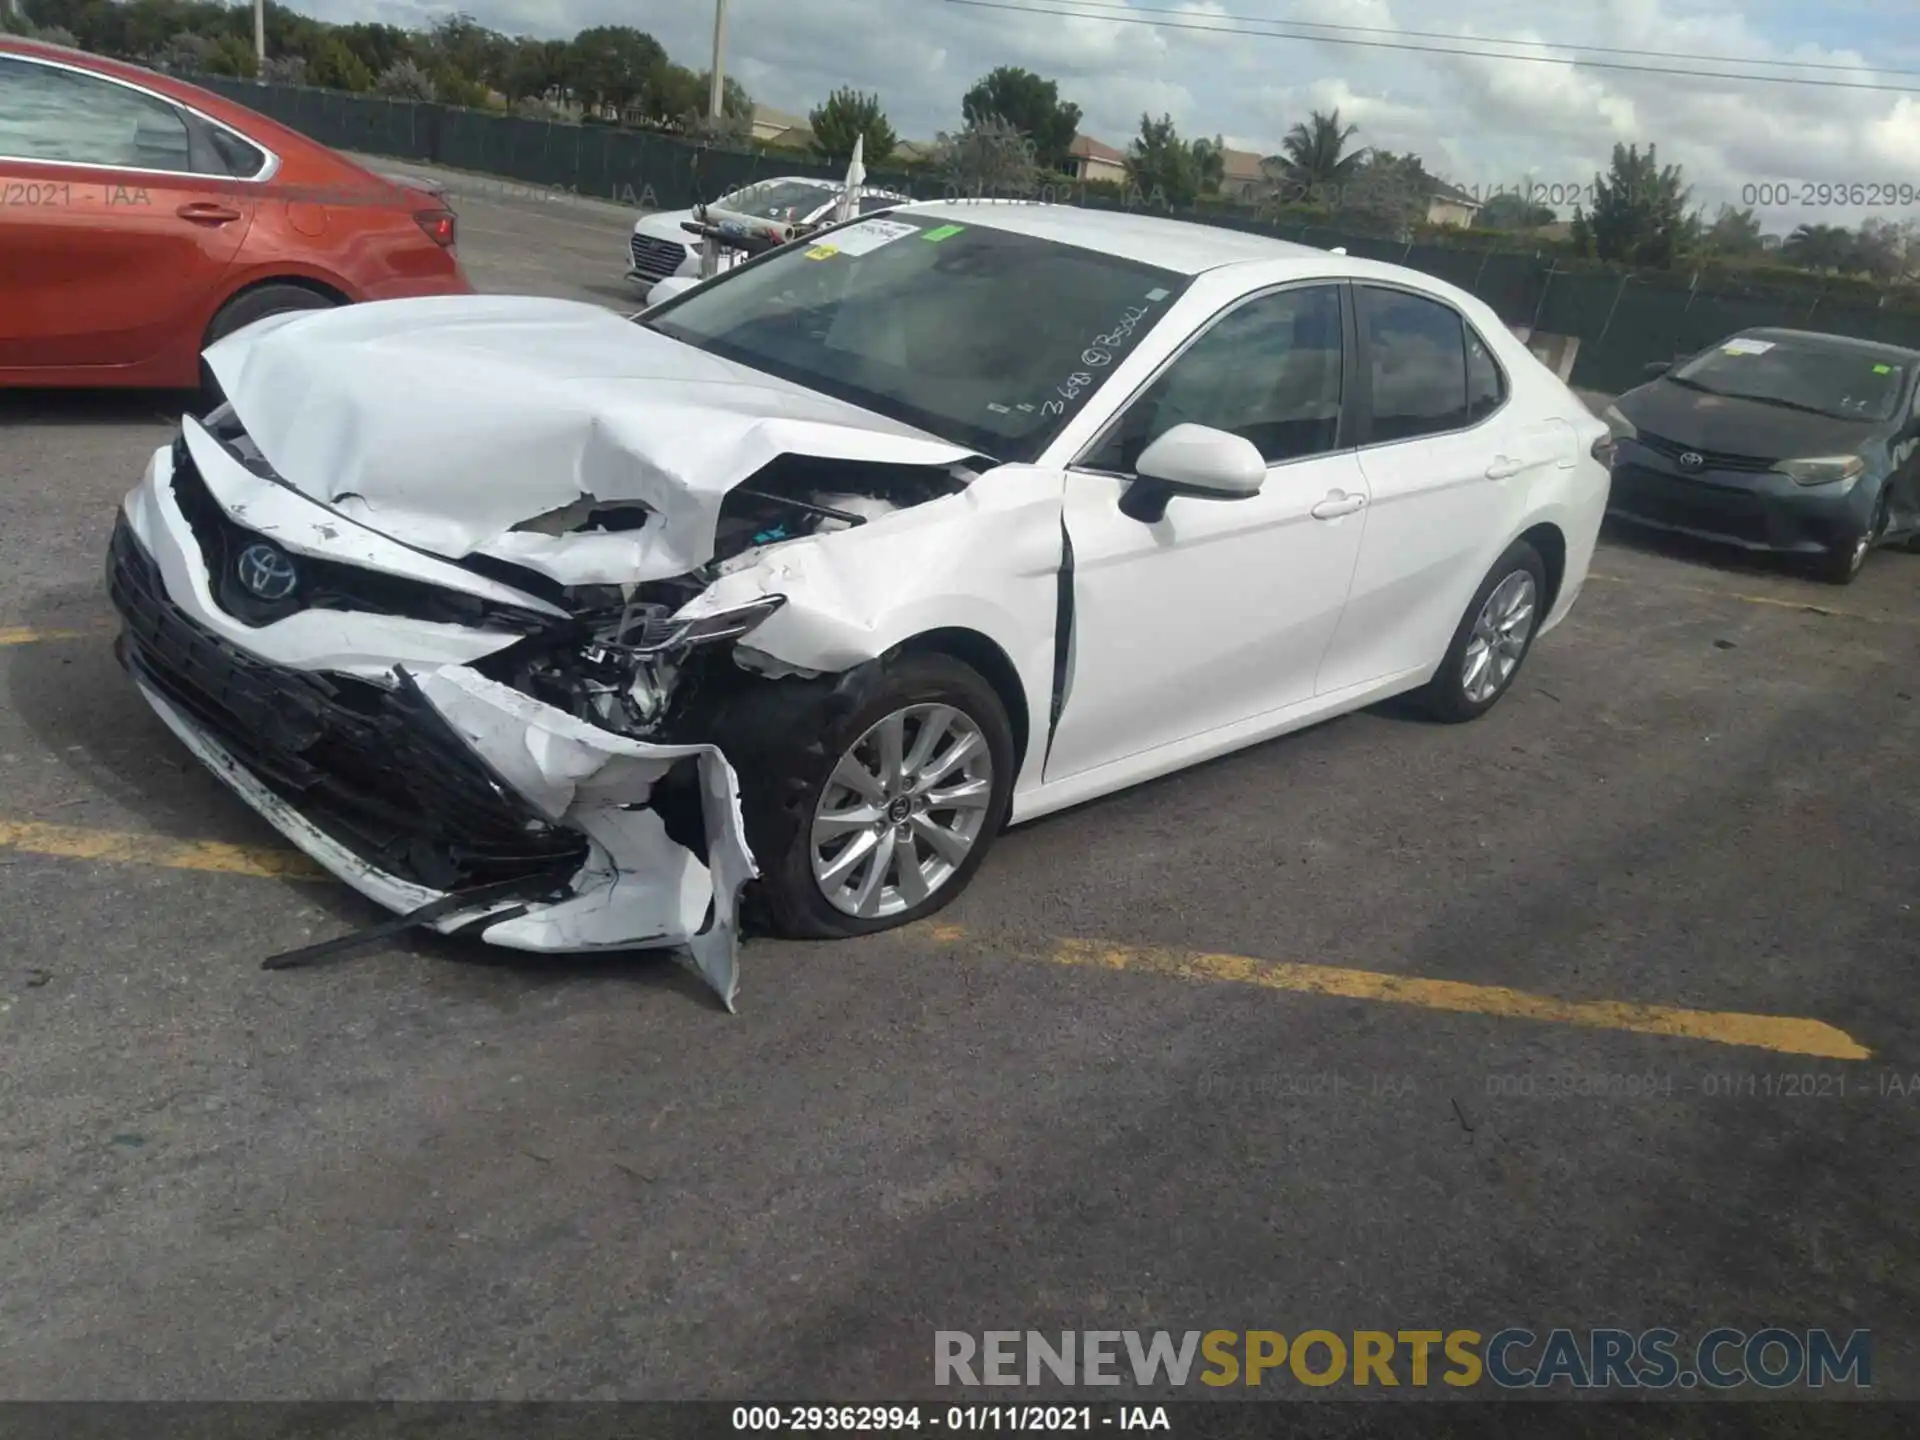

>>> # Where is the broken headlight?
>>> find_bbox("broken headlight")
[533,594,788,737]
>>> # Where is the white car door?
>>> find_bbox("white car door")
[1044,282,1372,782]
[1315,283,1573,696]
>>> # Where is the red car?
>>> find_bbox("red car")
[0,37,473,390]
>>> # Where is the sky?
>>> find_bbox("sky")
[296,0,1920,231]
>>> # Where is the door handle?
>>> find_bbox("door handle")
[177,202,242,224]
[1485,456,1523,479]
[1310,491,1366,520]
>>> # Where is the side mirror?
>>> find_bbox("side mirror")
[1120,424,1266,522]
[1643,360,1672,378]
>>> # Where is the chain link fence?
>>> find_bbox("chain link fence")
[195,78,1920,396]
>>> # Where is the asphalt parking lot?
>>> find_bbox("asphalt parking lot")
[3,168,1919,1408]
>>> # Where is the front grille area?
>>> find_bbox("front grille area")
[629,232,690,281]
[108,516,590,893]
[1633,432,1777,474]
[1608,463,1773,544]
[170,438,557,630]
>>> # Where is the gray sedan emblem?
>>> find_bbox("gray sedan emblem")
[236,542,298,601]
[1678,451,1704,470]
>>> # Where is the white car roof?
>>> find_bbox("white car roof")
[889,198,1328,276]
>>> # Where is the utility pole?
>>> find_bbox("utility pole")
[707,0,728,119]
[254,0,265,75]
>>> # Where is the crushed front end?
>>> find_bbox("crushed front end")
[109,412,914,1009]
[107,368,982,1009]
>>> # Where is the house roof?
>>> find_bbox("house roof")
[764,125,815,149]
[1218,147,1267,183]
[1424,177,1481,208]
[1068,134,1126,163]
[749,104,806,130]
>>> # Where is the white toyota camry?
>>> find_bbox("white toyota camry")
[109,200,1612,1008]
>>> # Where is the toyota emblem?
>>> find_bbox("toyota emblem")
[1678,451,1704,470]
[236,542,298,601]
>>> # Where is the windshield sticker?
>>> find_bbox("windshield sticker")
[922,224,965,242]
[1145,288,1170,301]
[1874,364,1893,374]
[804,244,838,260]
[818,217,920,256]
[1722,338,1774,355]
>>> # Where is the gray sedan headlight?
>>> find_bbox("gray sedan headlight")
[1773,455,1865,487]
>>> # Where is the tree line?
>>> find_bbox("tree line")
[6,0,1910,282]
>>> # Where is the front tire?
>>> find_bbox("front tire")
[1809,493,1887,585]
[1415,540,1547,723]
[728,652,1017,939]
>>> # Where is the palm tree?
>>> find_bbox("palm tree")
[1264,108,1366,203]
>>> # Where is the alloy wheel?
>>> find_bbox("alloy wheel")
[1461,570,1538,705]
[810,703,995,919]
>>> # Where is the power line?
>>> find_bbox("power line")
[1043,0,1920,79]
[941,0,1920,94]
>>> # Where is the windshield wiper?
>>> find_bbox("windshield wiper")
[1737,394,1854,419]
[1665,375,1722,395]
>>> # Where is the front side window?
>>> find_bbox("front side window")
[1361,285,1472,442]
[0,56,192,172]
[643,213,1191,462]
[1083,284,1346,472]
[1672,338,1906,423]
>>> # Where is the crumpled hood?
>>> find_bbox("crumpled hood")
[201,295,977,586]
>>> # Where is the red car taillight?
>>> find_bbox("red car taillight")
[414,209,456,247]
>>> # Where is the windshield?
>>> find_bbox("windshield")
[710,180,836,223]
[642,212,1192,461]
[1672,338,1907,422]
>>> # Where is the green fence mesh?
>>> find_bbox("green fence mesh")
[194,78,1920,395]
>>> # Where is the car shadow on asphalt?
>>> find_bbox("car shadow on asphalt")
[1599,514,1813,585]
[0,388,198,428]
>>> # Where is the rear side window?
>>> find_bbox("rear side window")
[0,56,192,172]
[1360,285,1472,442]
[1466,327,1507,421]
[207,125,267,179]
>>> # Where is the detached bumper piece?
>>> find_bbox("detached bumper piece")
[109,516,588,893]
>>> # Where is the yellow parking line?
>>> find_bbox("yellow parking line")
[0,819,325,881]
[914,927,1870,1061]
[0,813,1872,1059]
[1586,573,1900,624]
[0,625,112,646]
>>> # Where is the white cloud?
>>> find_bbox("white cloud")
[296,0,1920,225]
